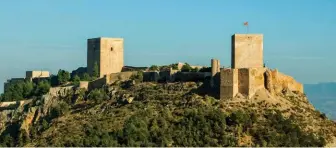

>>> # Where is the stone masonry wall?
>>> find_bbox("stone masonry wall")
[211,59,220,76]
[174,72,211,82]
[87,37,124,78]
[269,69,303,93]
[232,34,263,68]
[220,69,238,99]
[107,71,137,84]
[238,69,249,96]
[100,38,124,77]
[87,38,101,77]
[79,81,89,90]
[26,71,50,80]
[88,77,107,90]
[248,68,266,98]
[220,67,303,99]
[143,72,160,82]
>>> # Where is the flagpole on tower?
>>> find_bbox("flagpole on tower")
[244,21,249,34]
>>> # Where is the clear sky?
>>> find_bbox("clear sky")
[0,0,335,93]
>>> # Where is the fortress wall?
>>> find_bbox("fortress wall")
[238,69,249,96]
[87,71,137,90]
[26,71,50,80]
[0,101,20,108]
[248,68,266,97]
[108,71,137,84]
[270,69,303,93]
[143,72,160,82]
[174,72,211,82]
[0,100,29,109]
[88,77,107,90]
[220,69,238,99]
[79,81,89,90]
[159,71,171,82]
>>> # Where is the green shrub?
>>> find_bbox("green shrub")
[181,63,192,72]
[49,101,70,119]
[71,75,81,86]
[87,89,109,104]
[199,67,211,72]
[81,73,92,81]
[34,80,50,96]
[149,65,159,71]
[130,71,143,83]
[1,80,34,101]
[57,69,70,85]
[171,64,178,70]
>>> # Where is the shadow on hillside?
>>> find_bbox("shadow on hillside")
[188,77,220,99]
[71,103,96,114]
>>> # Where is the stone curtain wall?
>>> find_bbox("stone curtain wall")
[220,68,303,99]
[220,69,238,99]
[174,72,211,82]
[248,68,266,98]
[269,69,303,93]
[238,69,249,96]
[88,77,107,90]
[108,71,137,84]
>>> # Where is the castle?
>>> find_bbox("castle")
[3,33,303,99]
[85,33,303,99]
[218,34,303,99]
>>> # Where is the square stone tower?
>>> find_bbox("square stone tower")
[231,34,263,68]
[26,71,50,81]
[87,37,124,78]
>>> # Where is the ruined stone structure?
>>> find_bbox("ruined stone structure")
[220,69,238,98]
[231,34,263,68]
[221,34,303,99]
[4,71,50,93]
[88,71,137,90]
[26,71,50,81]
[266,69,303,94]
[79,81,89,90]
[211,59,220,76]
[87,37,124,78]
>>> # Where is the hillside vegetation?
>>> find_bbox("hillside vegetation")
[0,75,336,147]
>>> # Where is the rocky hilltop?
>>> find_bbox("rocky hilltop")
[0,75,335,147]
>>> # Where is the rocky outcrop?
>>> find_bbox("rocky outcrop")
[264,70,274,95]
[0,86,75,136]
[20,107,38,132]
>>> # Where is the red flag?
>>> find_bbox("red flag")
[244,22,248,26]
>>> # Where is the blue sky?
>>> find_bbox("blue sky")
[0,0,336,93]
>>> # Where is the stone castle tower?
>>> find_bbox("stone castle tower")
[87,37,124,78]
[220,34,303,99]
[231,34,263,68]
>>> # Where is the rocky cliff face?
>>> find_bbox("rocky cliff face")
[0,86,75,137]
